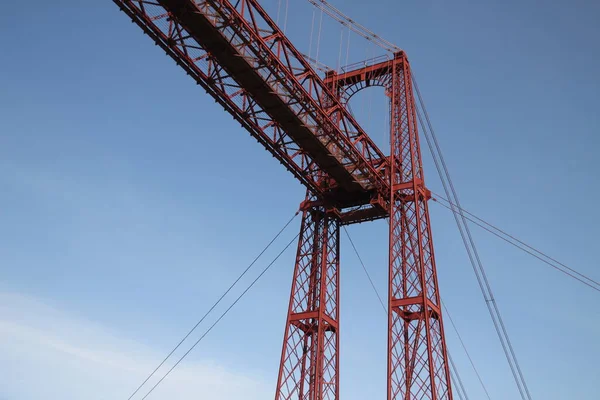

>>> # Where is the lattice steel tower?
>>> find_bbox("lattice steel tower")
[111,1,453,399]
[275,52,452,400]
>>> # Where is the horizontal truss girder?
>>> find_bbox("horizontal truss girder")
[113,0,392,210]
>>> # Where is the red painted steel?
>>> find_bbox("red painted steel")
[112,0,390,211]
[328,53,453,400]
[387,53,452,400]
[276,194,340,400]
[112,0,452,399]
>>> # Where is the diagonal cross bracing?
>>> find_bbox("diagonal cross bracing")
[113,0,390,206]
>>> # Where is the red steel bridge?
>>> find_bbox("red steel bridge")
[107,1,557,399]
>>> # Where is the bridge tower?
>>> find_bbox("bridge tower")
[275,52,453,400]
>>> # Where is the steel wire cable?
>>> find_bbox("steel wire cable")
[127,211,299,399]
[343,226,386,312]
[442,301,492,399]
[337,29,344,71]
[416,100,529,400]
[412,72,533,399]
[315,5,324,64]
[283,0,290,34]
[448,352,468,400]
[343,227,474,400]
[307,8,316,60]
[431,194,600,292]
[305,0,400,53]
[138,231,300,399]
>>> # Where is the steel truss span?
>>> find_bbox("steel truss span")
[112,0,452,399]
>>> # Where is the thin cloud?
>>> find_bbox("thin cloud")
[0,291,271,400]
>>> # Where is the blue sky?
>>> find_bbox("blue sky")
[0,0,598,399]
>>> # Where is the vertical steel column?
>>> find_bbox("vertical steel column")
[387,52,452,400]
[275,195,340,400]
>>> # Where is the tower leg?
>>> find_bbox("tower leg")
[275,196,340,400]
[387,53,453,400]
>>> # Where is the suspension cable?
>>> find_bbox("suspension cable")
[431,194,600,292]
[416,100,529,400]
[127,211,299,399]
[412,71,533,400]
[337,29,344,71]
[343,227,386,312]
[442,302,492,399]
[448,352,469,400]
[314,6,324,64]
[344,22,351,67]
[343,227,471,399]
[276,0,282,26]
[283,0,290,34]
[138,231,300,399]
[307,8,316,60]
[305,0,400,53]
[301,53,332,73]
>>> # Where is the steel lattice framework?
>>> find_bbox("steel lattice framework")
[276,194,340,400]
[112,0,453,398]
